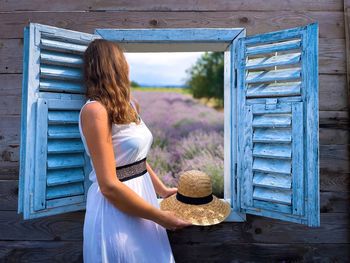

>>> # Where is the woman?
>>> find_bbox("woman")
[79,39,192,262]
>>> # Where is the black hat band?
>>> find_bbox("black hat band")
[176,192,213,205]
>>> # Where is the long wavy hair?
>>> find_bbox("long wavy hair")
[83,39,140,127]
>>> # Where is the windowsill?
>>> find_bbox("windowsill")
[157,197,246,222]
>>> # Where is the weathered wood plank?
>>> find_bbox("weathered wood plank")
[0,11,344,39]
[323,168,350,196]
[345,7,350,112]
[320,190,350,212]
[0,164,18,180]
[319,127,349,144]
[0,240,83,262]
[319,74,348,111]
[169,243,350,263]
[0,210,84,240]
[320,144,349,173]
[0,180,18,210]
[319,110,349,129]
[0,0,344,12]
[168,213,350,244]
[1,38,345,74]
[319,38,347,74]
[0,210,348,242]
[0,241,348,263]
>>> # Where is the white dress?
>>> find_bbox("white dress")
[79,99,176,263]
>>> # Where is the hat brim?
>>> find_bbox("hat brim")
[159,193,231,226]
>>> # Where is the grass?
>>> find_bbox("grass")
[131,86,192,95]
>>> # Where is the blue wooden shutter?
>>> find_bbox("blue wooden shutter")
[236,23,320,227]
[18,23,101,220]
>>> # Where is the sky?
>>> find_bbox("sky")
[124,52,205,87]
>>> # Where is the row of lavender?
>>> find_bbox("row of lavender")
[132,90,225,198]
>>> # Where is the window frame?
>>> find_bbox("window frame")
[94,27,247,222]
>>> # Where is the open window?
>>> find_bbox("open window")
[18,22,319,227]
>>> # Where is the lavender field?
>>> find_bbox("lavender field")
[132,90,225,198]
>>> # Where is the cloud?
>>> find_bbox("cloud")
[124,52,205,86]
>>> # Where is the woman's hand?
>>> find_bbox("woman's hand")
[160,187,178,198]
[156,210,193,231]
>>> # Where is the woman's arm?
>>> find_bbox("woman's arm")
[146,162,177,198]
[81,102,160,220]
[81,101,191,229]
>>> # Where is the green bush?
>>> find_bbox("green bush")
[185,52,224,107]
[131,80,140,87]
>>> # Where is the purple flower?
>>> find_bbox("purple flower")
[132,90,224,196]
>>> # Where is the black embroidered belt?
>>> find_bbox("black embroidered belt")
[116,157,147,182]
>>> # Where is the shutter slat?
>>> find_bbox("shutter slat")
[40,79,84,93]
[246,52,301,70]
[48,124,80,138]
[41,51,83,68]
[47,153,85,169]
[40,65,83,81]
[48,111,79,124]
[253,172,292,190]
[253,143,291,159]
[246,68,301,84]
[41,37,87,54]
[46,182,84,200]
[253,199,292,214]
[247,82,301,98]
[47,168,84,186]
[48,139,84,153]
[253,128,291,143]
[246,39,301,55]
[253,187,292,205]
[253,157,291,175]
[46,195,85,209]
[253,115,291,128]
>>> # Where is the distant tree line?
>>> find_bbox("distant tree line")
[131,80,140,87]
[185,52,224,108]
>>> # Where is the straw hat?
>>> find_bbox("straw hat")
[159,170,231,226]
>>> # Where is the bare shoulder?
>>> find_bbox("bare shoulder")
[81,100,108,124]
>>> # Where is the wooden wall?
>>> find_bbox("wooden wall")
[0,1,349,261]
